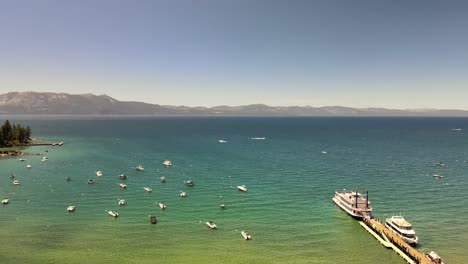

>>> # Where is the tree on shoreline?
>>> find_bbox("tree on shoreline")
[0,120,32,147]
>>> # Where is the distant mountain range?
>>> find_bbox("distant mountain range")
[1,91,468,116]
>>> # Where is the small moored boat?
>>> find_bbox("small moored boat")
[67,205,76,212]
[144,187,152,192]
[66,176,71,181]
[158,202,167,210]
[13,180,20,186]
[136,165,144,171]
[18,158,25,162]
[425,251,444,264]
[206,221,217,229]
[88,179,95,184]
[218,140,227,143]
[107,210,119,218]
[119,174,127,179]
[96,170,103,177]
[160,176,166,183]
[163,160,172,167]
[220,204,225,209]
[149,215,157,224]
[180,191,187,197]
[184,180,194,186]
[118,199,126,206]
[119,183,127,189]
[241,230,252,240]
[41,157,48,162]
[2,198,9,204]
[237,185,247,192]
[26,163,32,168]
[433,174,444,179]
[9,173,15,179]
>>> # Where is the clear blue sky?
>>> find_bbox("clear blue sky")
[1,0,467,109]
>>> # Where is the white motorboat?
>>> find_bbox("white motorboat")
[332,188,372,219]
[41,157,48,162]
[13,180,20,186]
[433,174,444,179]
[180,191,187,197]
[184,180,194,186]
[163,160,172,167]
[220,204,225,209]
[250,137,266,140]
[241,230,252,240]
[206,221,217,229]
[385,215,418,244]
[218,140,227,143]
[18,158,25,162]
[119,174,127,179]
[136,165,144,171]
[119,183,127,189]
[321,150,328,154]
[434,161,445,167]
[425,251,444,264]
[158,202,167,210]
[67,205,76,212]
[2,198,9,204]
[160,176,166,183]
[107,210,119,217]
[118,199,126,206]
[237,185,247,192]
[144,187,152,192]
[88,179,95,184]
[96,170,103,177]
[26,163,32,168]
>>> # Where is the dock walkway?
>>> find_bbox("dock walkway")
[362,216,432,264]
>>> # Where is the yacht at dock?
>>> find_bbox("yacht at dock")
[385,215,418,245]
[332,188,372,219]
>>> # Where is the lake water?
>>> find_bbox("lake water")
[1,116,467,263]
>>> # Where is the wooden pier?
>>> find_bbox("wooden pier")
[361,216,433,264]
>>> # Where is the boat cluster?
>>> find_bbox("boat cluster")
[6,157,252,241]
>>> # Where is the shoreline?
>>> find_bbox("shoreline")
[0,140,63,158]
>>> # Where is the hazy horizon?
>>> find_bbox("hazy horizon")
[1,1,468,109]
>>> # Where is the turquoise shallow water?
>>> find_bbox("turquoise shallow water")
[1,116,467,263]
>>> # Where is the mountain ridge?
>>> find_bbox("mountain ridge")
[1,91,468,116]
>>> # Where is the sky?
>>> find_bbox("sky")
[1,0,467,109]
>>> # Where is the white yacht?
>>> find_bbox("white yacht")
[180,191,187,197]
[2,198,9,204]
[241,230,252,240]
[332,188,372,219]
[237,185,247,192]
[67,205,76,212]
[26,163,32,168]
[163,160,172,167]
[119,183,127,189]
[136,165,144,171]
[385,215,418,244]
[13,180,20,186]
[96,170,103,177]
[118,199,126,206]
[206,221,217,229]
[107,210,119,217]
[144,187,152,192]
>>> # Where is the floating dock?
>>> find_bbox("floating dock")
[361,216,433,264]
